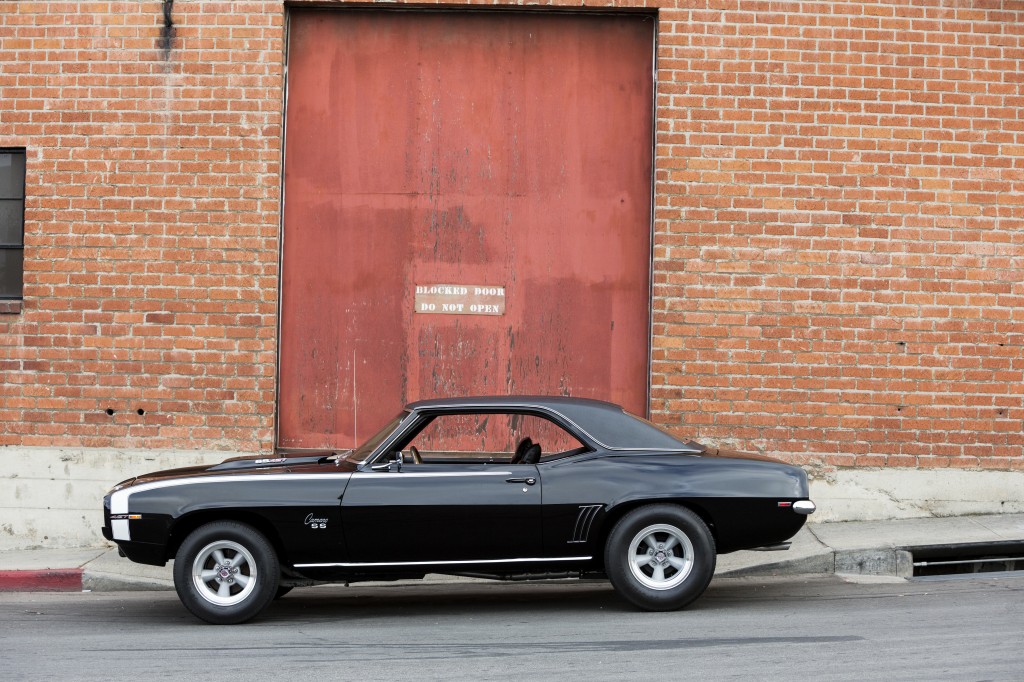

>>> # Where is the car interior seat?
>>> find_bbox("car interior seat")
[522,443,542,465]
[511,437,533,464]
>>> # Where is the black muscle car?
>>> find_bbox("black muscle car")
[102,397,815,624]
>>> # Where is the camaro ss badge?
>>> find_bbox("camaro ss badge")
[304,513,328,530]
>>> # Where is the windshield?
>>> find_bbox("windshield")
[347,411,409,463]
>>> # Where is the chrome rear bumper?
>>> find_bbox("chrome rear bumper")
[793,500,816,515]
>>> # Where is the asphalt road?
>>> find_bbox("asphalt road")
[2,574,1022,681]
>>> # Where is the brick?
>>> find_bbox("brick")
[649,0,1024,470]
[0,0,284,452]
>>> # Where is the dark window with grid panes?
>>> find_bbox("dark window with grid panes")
[0,149,26,299]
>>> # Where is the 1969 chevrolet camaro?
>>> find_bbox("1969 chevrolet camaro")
[102,396,815,624]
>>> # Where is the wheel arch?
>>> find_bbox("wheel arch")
[166,510,288,566]
[595,498,718,568]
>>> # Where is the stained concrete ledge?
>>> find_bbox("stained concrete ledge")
[808,469,1024,522]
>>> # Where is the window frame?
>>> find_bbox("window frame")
[0,147,26,301]
[388,409,593,465]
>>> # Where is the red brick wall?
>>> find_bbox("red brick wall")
[1,1,1022,468]
[649,0,1024,470]
[0,1,284,450]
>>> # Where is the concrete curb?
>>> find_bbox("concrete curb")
[0,569,83,592]
[81,571,174,592]
[716,551,837,579]
[716,548,916,579]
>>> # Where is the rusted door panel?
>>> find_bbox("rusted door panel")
[280,10,654,449]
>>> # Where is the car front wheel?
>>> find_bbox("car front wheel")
[173,521,280,624]
[604,504,716,611]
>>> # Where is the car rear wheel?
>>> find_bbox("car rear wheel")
[604,504,715,611]
[173,521,279,624]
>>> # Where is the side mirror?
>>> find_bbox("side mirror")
[370,451,403,473]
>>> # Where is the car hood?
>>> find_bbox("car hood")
[116,453,337,489]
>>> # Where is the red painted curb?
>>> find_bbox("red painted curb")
[0,569,83,592]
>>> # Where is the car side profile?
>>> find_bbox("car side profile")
[102,396,815,624]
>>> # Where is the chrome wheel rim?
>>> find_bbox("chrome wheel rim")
[627,523,694,590]
[192,540,257,607]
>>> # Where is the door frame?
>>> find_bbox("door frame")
[274,6,659,451]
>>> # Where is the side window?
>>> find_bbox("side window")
[406,412,586,463]
[510,414,585,460]
[0,149,26,301]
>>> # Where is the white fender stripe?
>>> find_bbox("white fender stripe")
[109,473,352,542]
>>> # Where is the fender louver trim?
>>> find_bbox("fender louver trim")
[569,505,603,544]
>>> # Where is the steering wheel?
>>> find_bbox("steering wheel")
[409,445,422,464]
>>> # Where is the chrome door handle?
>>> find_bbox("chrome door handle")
[506,477,536,485]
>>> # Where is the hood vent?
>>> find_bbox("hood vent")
[207,455,327,472]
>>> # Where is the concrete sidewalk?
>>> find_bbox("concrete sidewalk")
[2,513,1022,592]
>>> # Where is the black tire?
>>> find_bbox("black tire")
[604,504,716,611]
[173,521,280,624]
[274,586,293,600]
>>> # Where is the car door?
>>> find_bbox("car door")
[341,461,542,563]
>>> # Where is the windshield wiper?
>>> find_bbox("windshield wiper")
[325,449,354,465]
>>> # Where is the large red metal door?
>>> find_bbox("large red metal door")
[280,10,654,449]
